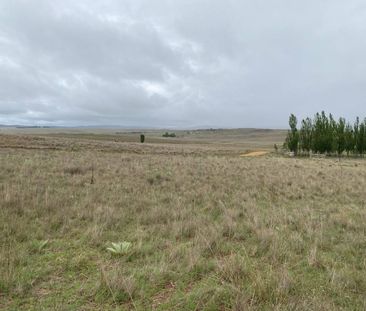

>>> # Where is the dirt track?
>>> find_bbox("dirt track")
[240,151,270,157]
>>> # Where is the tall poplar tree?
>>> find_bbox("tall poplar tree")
[335,117,346,157]
[299,117,312,154]
[356,120,366,156]
[344,123,354,156]
[285,114,299,155]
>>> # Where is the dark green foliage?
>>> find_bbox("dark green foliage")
[285,114,299,154]
[312,111,333,154]
[354,117,360,155]
[299,118,312,153]
[335,118,346,157]
[140,134,145,143]
[162,132,176,138]
[355,120,366,156]
[363,119,366,155]
[344,123,354,156]
[286,112,366,157]
[329,114,337,153]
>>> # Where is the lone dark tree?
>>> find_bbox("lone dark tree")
[286,114,299,155]
[140,134,145,143]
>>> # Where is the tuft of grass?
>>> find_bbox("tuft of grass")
[106,242,132,255]
[30,240,49,253]
[97,266,137,305]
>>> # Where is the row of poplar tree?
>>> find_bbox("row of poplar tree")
[285,111,366,156]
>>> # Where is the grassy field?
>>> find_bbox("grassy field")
[1,129,365,310]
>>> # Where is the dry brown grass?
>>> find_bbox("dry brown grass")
[0,132,365,310]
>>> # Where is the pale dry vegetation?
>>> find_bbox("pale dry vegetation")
[0,132,365,310]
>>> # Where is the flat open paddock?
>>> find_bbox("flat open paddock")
[1,130,365,310]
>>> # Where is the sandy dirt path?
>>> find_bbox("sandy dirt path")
[240,151,270,157]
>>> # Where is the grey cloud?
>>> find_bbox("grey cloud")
[1,0,366,127]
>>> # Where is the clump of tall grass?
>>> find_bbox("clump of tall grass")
[30,240,49,253]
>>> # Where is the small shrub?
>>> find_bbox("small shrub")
[140,134,145,143]
[106,242,132,255]
[162,132,176,138]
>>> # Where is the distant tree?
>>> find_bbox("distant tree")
[344,123,354,156]
[140,134,145,143]
[285,114,299,155]
[299,117,312,155]
[162,132,176,138]
[312,112,330,154]
[312,113,321,153]
[328,114,337,154]
[354,117,363,156]
[363,119,366,156]
[335,118,346,157]
[356,120,366,157]
[285,112,366,157]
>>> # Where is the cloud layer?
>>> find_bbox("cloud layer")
[1,0,366,127]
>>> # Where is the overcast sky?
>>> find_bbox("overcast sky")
[0,0,366,128]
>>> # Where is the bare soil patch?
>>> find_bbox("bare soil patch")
[240,150,270,157]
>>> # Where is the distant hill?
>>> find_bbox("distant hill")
[0,125,61,128]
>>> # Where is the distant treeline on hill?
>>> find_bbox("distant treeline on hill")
[285,111,366,156]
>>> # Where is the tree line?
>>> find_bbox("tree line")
[285,111,366,157]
